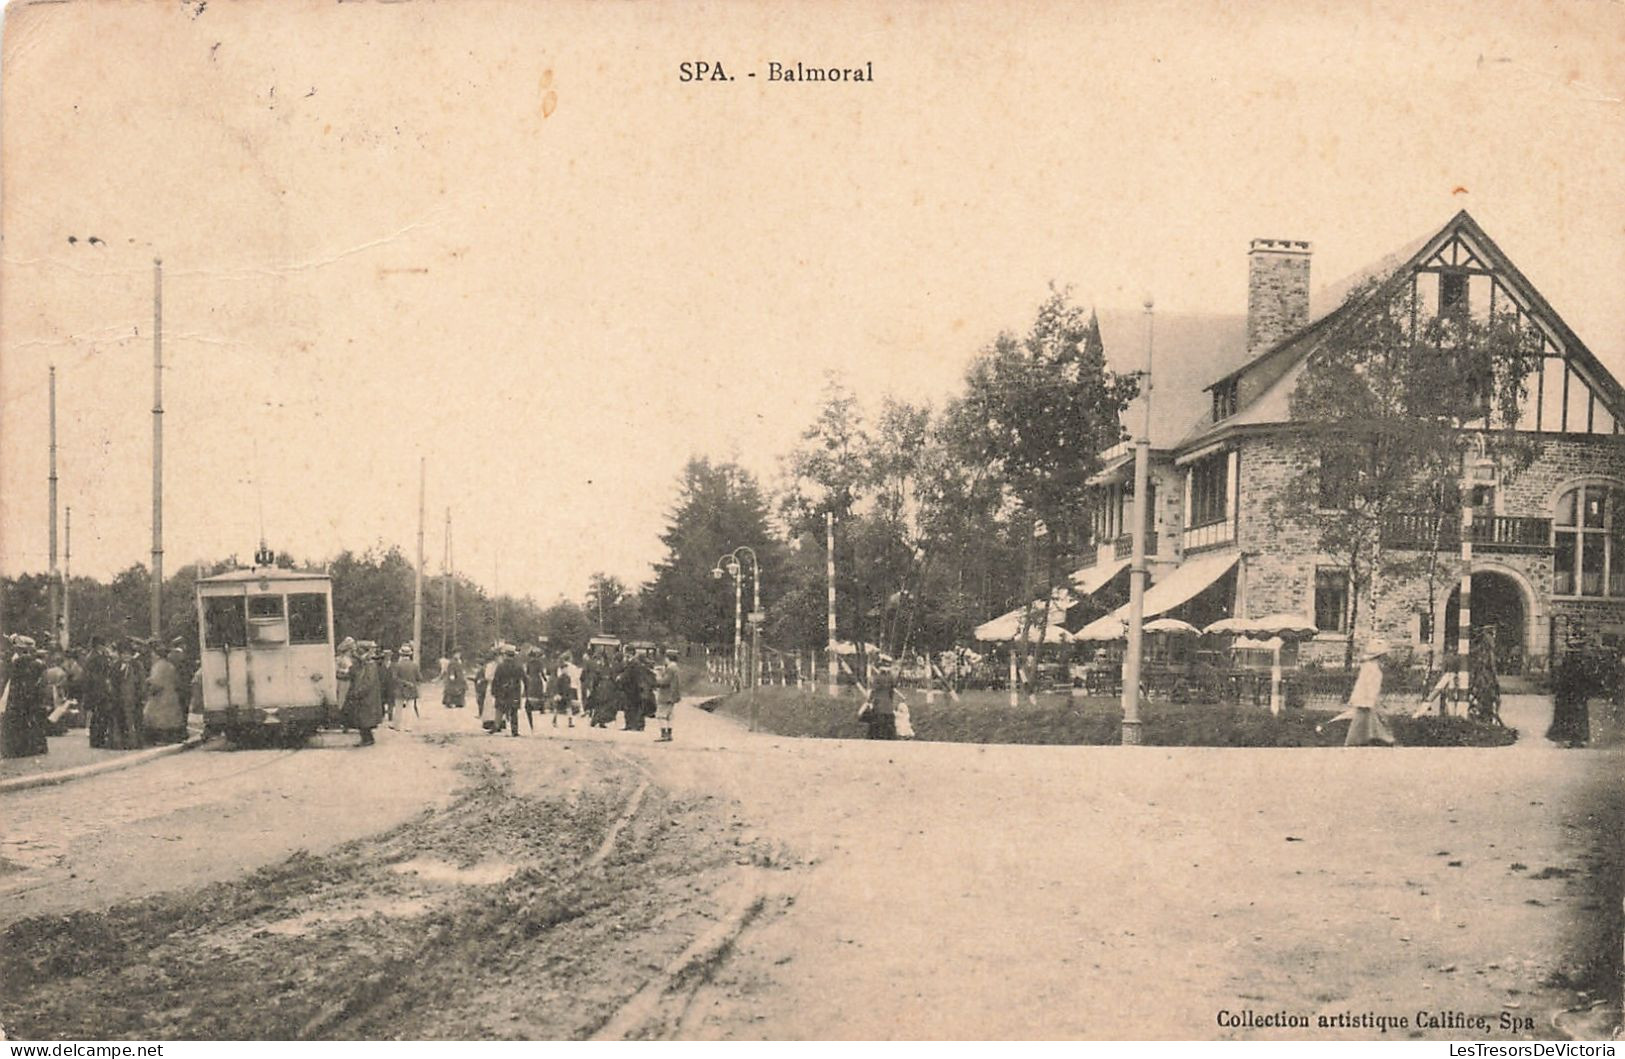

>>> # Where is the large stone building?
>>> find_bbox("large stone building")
[1070,210,1625,671]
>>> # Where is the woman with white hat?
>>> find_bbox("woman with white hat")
[1333,639,1397,746]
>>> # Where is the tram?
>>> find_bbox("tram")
[195,548,337,745]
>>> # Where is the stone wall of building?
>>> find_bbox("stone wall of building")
[1497,435,1625,515]
[1224,428,1625,667]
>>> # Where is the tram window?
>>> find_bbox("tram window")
[247,595,285,619]
[204,597,248,648]
[288,593,329,645]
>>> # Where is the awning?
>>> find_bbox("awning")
[1126,550,1238,619]
[1070,557,1131,596]
[974,604,1073,644]
[1077,551,1240,638]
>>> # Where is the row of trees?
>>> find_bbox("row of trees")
[642,289,1139,673]
[0,546,622,661]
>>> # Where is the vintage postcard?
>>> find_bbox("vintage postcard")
[0,0,1621,1045]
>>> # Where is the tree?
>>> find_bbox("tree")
[948,290,1138,689]
[1276,277,1544,669]
[645,457,785,645]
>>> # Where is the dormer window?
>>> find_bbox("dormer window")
[1212,378,1239,421]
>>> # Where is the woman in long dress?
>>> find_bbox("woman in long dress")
[1338,639,1396,746]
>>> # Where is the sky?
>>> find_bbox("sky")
[2,0,1622,606]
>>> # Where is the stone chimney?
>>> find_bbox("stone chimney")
[1246,238,1312,356]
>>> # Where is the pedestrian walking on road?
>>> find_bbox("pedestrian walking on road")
[476,651,494,716]
[550,655,576,728]
[347,642,383,746]
[615,653,645,731]
[144,647,188,746]
[116,640,146,749]
[478,649,505,733]
[442,649,467,709]
[859,661,900,740]
[335,637,358,729]
[1331,640,1397,746]
[585,651,620,728]
[1,636,49,759]
[654,649,681,742]
[624,652,654,732]
[523,647,548,731]
[491,644,526,738]
[379,647,399,729]
[82,638,120,749]
[393,644,421,728]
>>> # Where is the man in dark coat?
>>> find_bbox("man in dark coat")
[117,640,146,749]
[523,647,548,731]
[378,648,398,727]
[624,653,655,732]
[491,644,527,737]
[346,643,383,746]
[82,637,120,749]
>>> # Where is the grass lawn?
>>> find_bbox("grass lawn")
[713,685,1519,748]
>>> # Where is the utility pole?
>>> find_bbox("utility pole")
[62,507,72,649]
[441,507,451,660]
[413,456,425,662]
[1120,296,1154,746]
[48,365,59,646]
[151,258,164,641]
[826,510,838,696]
[448,511,458,652]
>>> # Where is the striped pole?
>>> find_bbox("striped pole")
[826,512,839,696]
[1456,507,1473,715]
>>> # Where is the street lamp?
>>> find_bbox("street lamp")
[711,546,762,730]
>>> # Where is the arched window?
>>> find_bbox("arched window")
[1553,483,1625,597]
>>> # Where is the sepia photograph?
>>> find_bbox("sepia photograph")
[0,0,1621,1044]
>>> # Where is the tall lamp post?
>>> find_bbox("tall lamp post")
[1120,295,1154,746]
[712,546,762,731]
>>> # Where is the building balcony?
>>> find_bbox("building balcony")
[1381,513,1552,554]
[1181,518,1233,555]
[1113,532,1158,558]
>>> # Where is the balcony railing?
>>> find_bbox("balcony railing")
[1382,513,1551,553]
[1113,532,1158,558]
[1075,542,1099,569]
[1182,517,1234,555]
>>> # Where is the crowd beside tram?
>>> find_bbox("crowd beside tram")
[1,632,196,761]
[323,637,683,748]
[437,641,683,743]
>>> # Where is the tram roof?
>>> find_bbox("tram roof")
[195,566,331,585]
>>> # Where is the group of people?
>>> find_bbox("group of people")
[1,633,195,760]
[440,643,683,742]
[333,638,422,747]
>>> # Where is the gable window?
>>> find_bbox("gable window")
[1212,379,1239,422]
[1314,568,1351,633]
[1554,484,1624,597]
[1439,271,1469,317]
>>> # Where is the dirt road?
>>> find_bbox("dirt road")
[2,688,1617,1040]
[628,701,1621,1040]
